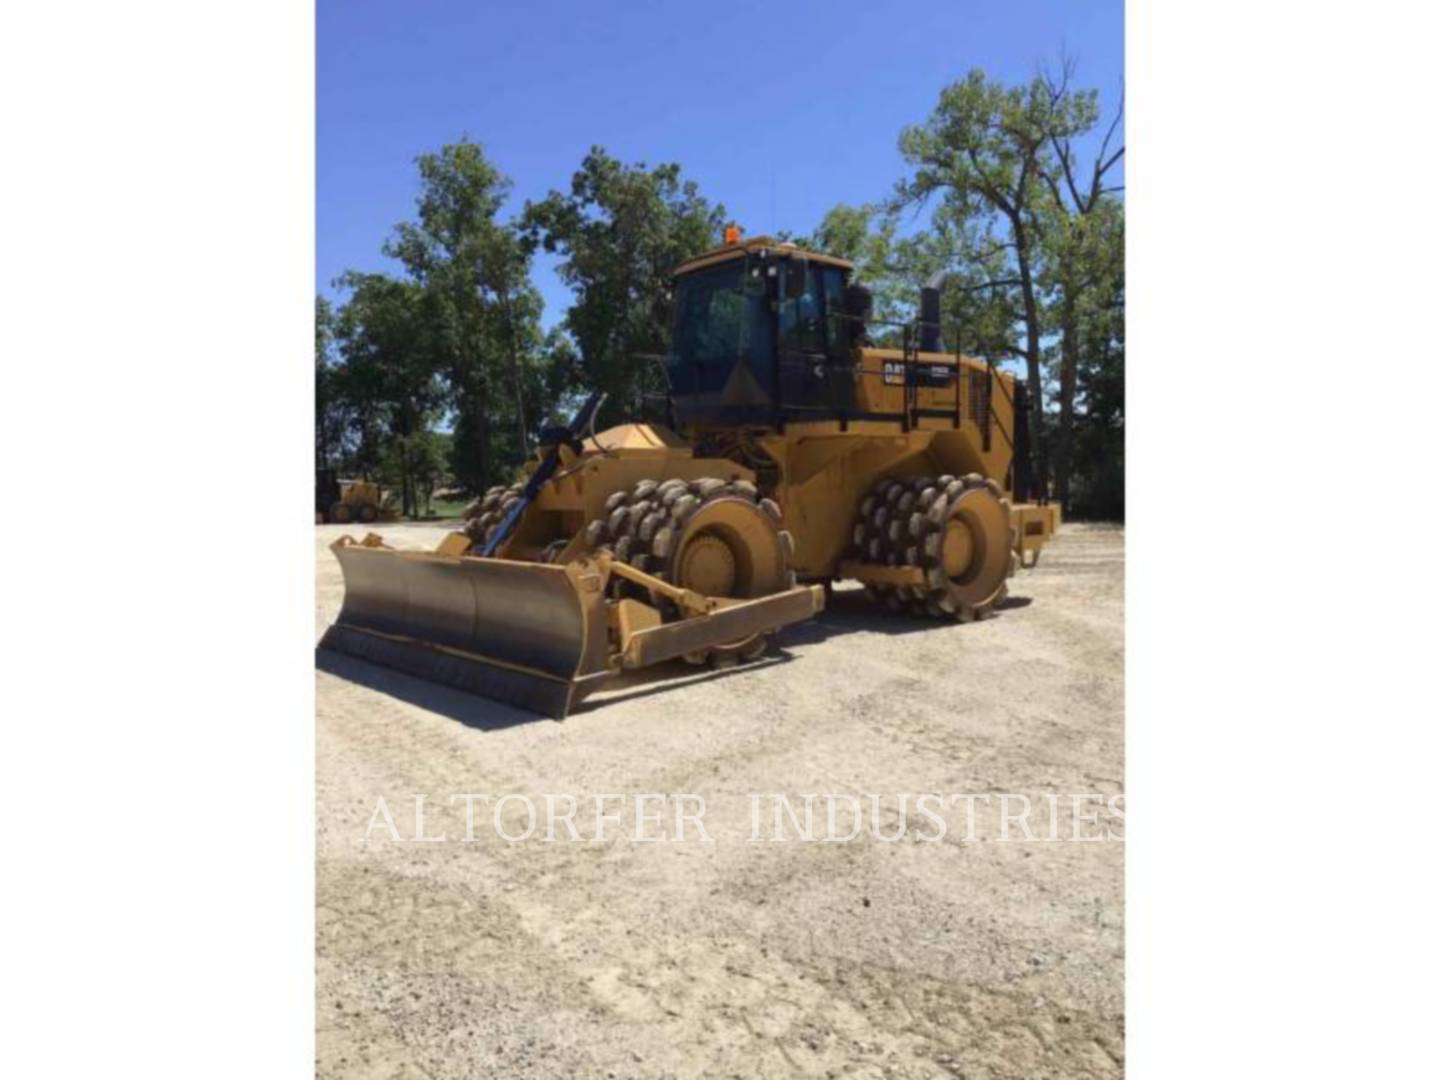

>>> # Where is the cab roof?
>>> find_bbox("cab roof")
[671,234,854,277]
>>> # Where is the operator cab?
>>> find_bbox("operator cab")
[666,233,862,428]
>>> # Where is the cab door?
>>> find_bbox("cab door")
[776,259,855,417]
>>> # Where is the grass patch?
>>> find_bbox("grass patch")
[425,497,472,520]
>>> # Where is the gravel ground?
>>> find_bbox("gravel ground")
[315,522,1125,1079]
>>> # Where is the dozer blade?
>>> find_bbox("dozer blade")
[319,540,612,720]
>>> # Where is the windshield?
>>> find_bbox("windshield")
[668,259,773,399]
[673,262,754,363]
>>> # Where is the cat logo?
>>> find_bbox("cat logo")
[883,361,954,387]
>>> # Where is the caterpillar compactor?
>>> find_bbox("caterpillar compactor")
[319,232,1060,718]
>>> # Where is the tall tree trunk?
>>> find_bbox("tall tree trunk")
[399,406,416,519]
[473,381,489,490]
[1053,291,1079,510]
[502,290,529,453]
[1014,223,1048,498]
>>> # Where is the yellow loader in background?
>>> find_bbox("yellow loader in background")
[320,232,1059,718]
[316,473,398,525]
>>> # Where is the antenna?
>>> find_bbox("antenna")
[769,163,776,234]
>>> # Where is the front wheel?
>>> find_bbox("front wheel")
[582,477,794,666]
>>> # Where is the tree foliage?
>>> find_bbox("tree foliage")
[314,295,348,468]
[321,140,574,514]
[384,139,555,493]
[795,65,1128,518]
[522,148,725,426]
[330,272,449,514]
[884,62,1124,516]
[379,430,450,518]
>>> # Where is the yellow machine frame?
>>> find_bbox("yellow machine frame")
[496,345,1061,582]
[320,232,1062,719]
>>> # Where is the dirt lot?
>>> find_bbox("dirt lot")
[315,523,1124,1079]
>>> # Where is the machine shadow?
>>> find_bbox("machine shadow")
[572,651,797,714]
[779,587,1034,646]
[314,648,540,732]
[315,646,798,728]
[315,592,1035,729]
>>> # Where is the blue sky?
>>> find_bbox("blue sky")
[318,0,1123,331]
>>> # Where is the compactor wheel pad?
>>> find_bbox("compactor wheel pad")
[848,473,1013,621]
[582,477,796,666]
[462,483,524,549]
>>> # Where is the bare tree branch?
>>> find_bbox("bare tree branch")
[970,238,1017,262]
[1087,88,1126,211]
[956,278,1024,292]
[1039,168,1070,216]
[1053,135,1084,210]
[1097,146,1126,181]
[965,146,1015,218]
[1095,86,1125,176]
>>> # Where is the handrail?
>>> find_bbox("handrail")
[983,357,1014,455]
[777,309,1021,438]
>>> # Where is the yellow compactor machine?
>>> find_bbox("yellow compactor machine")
[320,233,1059,717]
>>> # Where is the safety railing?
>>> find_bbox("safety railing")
[783,311,1017,444]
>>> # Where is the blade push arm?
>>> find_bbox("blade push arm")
[478,392,606,557]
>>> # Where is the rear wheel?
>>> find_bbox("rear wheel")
[329,501,352,525]
[583,477,795,666]
[356,502,378,524]
[848,473,1016,621]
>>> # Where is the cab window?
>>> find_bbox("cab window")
[673,262,751,364]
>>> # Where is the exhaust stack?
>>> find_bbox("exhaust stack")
[918,270,946,353]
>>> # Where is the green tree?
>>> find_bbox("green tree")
[380,430,450,517]
[331,272,448,516]
[1080,316,1124,519]
[1037,197,1123,510]
[1057,210,1124,518]
[522,148,726,426]
[314,295,348,469]
[895,68,1101,493]
[1033,66,1125,509]
[384,139,553,493]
